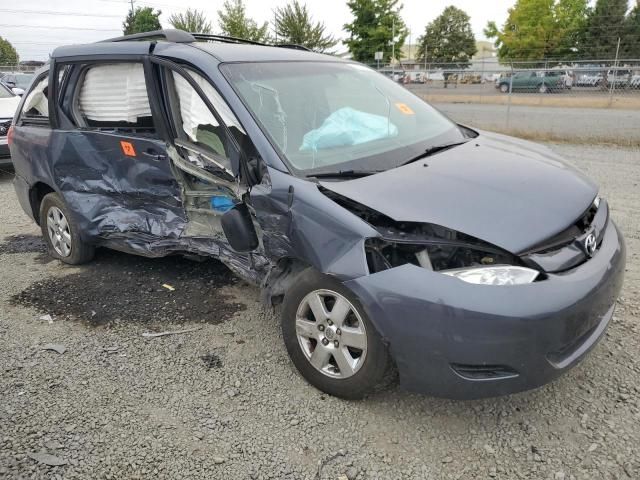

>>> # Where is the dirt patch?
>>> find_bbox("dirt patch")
[0,234,47,256]
[201,352,223,369]
[12,250,246,326]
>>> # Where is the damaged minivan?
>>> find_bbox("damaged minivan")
[10,30,625,399]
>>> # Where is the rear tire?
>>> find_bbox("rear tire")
[39,192,94,265]
[281,269,391,399]
[539,84,548,94]
[499,83,509,93]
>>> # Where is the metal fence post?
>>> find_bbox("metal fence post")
[506,62,514,129]
[609,37,621,107]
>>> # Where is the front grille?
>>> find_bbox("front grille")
[0,119,11,137]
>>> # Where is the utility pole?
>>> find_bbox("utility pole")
[129,0,135,12]
[391,18,395,79]
[610,37,621,102]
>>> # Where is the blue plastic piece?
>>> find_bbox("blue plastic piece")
[210,195,235,213]
[300,107,398,151]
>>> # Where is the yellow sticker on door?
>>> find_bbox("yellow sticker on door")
[395,103,415,115]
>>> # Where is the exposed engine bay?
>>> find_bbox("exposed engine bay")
[320,188,520,274]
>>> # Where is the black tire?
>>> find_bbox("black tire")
[499,83,509,93]
[281,268,391,399]
[39,192,95,265]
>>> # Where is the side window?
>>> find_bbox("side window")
[73,63,156,137]
[21,75,49,125]
[169,68,246,166]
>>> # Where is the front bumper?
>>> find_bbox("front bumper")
[345,219,625,399]
[0,137,10,165]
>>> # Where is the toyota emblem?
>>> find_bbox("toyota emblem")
[584,233,597,257]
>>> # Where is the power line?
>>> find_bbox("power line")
[0,24,120,32]
[0,8,122,18]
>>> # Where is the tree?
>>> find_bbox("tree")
[274,1,337,52]
[344,0,408,63]
[0,37,19,66]
[218,0,270,42]
[416,6,477,68]
[583,0,628,58]
[123,7,162,35]
[485,0,589,62]
[168,9,212,34]
[622,2,640,57]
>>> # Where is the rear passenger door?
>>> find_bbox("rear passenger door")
[52,58,185,252]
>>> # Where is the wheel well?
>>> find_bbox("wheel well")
[30,182,55,225]
[262,257,312,306]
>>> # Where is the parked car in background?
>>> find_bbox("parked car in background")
[547,69,574,89]
[0,82,21,166]
[0,72,34,95]
[575,72,603,87]
[10,30,625,400]
[496,71,565,93]
[600,69,633,90]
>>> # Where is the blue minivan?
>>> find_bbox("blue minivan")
[9,30,625,399]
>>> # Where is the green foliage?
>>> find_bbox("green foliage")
[0,37,19,65]
[344,0,408,63]
[168,9,212,34]
[622,3,640,57]
[416,6,477,67]
[274,1,337,52]
[485,0,589,62]
[123,7,162,35]
[583,0,629,58]
[218,0,270,42]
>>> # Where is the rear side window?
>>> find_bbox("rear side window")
[20,75,49,125]
[74,63,155,136]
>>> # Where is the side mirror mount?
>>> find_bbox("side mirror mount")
[221,204,259,253]
[11,87,24,96]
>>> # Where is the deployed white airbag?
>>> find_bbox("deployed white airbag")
[78,64,151,122]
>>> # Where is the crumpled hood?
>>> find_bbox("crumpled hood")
[320,131,597,254]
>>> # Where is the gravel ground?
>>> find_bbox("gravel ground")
[435,103,640,145]
[0,143,639,480]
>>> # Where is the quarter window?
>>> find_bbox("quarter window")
[21,75,49,122]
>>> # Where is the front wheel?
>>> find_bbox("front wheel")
[539,84,548,94]
[281,269,391,399]
[499,83,509,93]
[39,192,95,265]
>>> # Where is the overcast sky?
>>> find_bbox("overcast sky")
[2,0,517,61]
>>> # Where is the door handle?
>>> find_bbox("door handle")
[142,149,166,161]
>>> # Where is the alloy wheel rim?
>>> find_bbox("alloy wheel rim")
[46,206,72,257]
[295,289,367,379]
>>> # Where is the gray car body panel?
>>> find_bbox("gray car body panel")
[321,131,597,254]
[9,39,626,399]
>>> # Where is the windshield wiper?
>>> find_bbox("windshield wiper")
[306,169,384,179]
[400,141,469,167]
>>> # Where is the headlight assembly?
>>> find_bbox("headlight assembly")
[442,265,539,285]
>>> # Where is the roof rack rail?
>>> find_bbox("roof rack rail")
[191,34,310,51]
[100,29,196,44]
[100,28,312,52]
[274,44,311,52]
[190,33,267,46]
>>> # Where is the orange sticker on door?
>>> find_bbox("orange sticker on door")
[120,141,136,157]
[395,103,415,115]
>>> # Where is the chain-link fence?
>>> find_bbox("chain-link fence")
[0,64,41,74]
[370,59,640,107]
[370,59,640,144]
